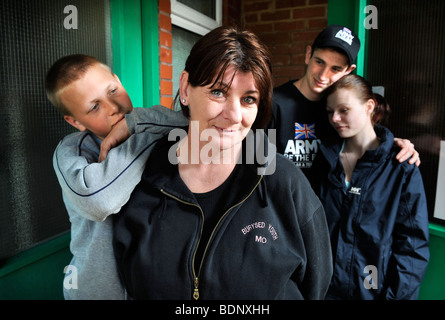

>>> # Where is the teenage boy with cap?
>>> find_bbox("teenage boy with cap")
[268,24,419,176]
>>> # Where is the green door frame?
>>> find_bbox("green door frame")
[110,0,160,108]
[327,0,368,77]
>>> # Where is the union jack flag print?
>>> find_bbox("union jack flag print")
[295,123,317,139]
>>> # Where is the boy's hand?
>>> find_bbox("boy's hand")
[394,137,421,166]
[99,118,130,162]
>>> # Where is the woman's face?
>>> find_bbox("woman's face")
[326,88,374,139]
[180,65,259,153]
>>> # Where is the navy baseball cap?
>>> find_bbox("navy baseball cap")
[312,25,361,65]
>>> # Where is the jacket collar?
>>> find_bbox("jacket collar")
[320,124,394,166]
[319,125,395,187]
[142,129,275,206]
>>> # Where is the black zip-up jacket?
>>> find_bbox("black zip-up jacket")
[113,133,333,300]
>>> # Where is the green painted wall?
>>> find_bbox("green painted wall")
[419,225,445,299]
[0,233,71,300]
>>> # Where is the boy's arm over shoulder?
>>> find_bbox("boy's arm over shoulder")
[54,105,188,222]
[393,137,421,166]
[126,105,189,134]
[99,105,188,161]
[53,125,162,221]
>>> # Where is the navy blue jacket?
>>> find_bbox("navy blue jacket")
[113,133,332,300]
[310,125,429,299]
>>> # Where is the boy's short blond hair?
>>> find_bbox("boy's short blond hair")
[45,54,112,115]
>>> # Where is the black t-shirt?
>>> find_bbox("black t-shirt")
[267,80,334,173]
[193,164,240,270]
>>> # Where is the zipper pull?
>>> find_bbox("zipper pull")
[193,277,199,300]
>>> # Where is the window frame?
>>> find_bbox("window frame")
[171,0,222,36]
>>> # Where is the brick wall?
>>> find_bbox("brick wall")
[156,0,328,107]
[158,0,174,108]
[242,0,328,87]
[223,0,242,27]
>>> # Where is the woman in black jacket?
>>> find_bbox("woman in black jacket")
[112,26,333,300]
[311,74,429,299]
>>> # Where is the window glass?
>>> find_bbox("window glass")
[367,0,445,225]
[171,0,222,110]
[177,0,216,19]
[0,0,112,259]
[171,0,221,36]
[172,26,201,110]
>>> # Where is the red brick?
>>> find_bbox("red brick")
[158,0,171,15]
[161,97,174,109]
[159,13,172,31]
[160,80,173,95]
[160,47,172,64]
[273,65,303,78]
[309,0,328,5]
[291,42,308,54]
[261,10,291,22]
[274,77,291,87]
[273,44,292,55]
[228,5,241,18]
[244,1,271,12]
[224,1,242,24]
[160,64,172,80]
[292,30,321,42]
[259,32,290,45]
[274,20,304,32]
[308,18,327,29]
[245,23,274,34]
[245,13,259,23]
[272,54,291,66]
[293,6,326,19]
[226,0,327,86]
[275,0,306,9]
[291,53,307,65]
[159,30,172,47]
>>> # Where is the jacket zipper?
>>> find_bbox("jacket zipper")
[160,176,263,300]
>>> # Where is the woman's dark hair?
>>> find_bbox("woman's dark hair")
[175,26,273,130]
[326,74,391,125]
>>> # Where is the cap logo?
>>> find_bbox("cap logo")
[335,27,354,46]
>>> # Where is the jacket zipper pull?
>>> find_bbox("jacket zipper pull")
[193,277,200,300]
